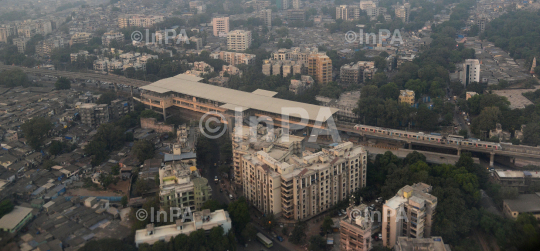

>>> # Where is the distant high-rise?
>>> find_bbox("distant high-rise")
[292,0,301,9]
[227,30,252,51]
[395,3,411,23]
[212,17,230,37]
[260,9,272,27]
[461,59,480,86]
[308,53,333,84]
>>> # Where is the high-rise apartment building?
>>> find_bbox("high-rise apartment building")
[308,53,333,84]
[238,125,367,220]
[395,3,411,23]
[336,5,361,20]
[292,0,301,9]
[227,30,252,51]
[79,103,110,128]
[212,17,230,37]
[461,59,480,87]
[382,183,438,249]
[340,203,372,251]
[260,9,272,27]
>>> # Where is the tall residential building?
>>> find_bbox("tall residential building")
[287,9,305,21]
[13,37,30,53]
[260,9,272,27]
[308,53,333,84]
[476,15,488,33]
[340,61,376,85]
[0,25,17,43]
[118,15,164,28]
[239,126,368,220]
[102,31,124,46]
[158,163,212,212]
[382,183,438,249]
[110,99,133,120]
[336,5,361,20]
[227,30,252,51]
[395,3,411,23]
[395,237,451,251]
[461,59,480,87]
[340,202,372,251]
[212,17,230,37]
[70,32,93,46]
[292,0,301,9]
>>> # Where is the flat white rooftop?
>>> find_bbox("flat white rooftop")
[141,74,339,122]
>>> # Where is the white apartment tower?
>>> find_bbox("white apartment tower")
[461,59,480,87]
[260,9,272,27]
[292,0,301,9]
[382,183,438,249]
[212,17,230,37]
[227,30,252,51]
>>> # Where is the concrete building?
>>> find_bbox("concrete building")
[118,15,164,28]
[212,17,230,37]
[13,37,30,53]
[78,103,110,128]
[287,9,305,21]
[289,75,314,95]
[395,3,411,23]
[260,9,272,27]
[461,59,480,87]
[503,193,540,220]
[110,99,133,120]
[360,1,376,10]
[399,90,415,105]
[340,203,372,251]
[227,30,252,51]
[465,91,478,100]
[382,183,438,249]
[308,53,332,84]
[476,15,488,33]
[159,163,212,211]
[292,0,301,9]
[135,209,232,247]
[336,5,361,20]
[340,63,361,85]
[395,236,451,251]
[70,32,92,46]
[101,31,124,46]
[210,51,256,66]
[0,206,33,233]
[240,139,367,220]
[494,169,540,193]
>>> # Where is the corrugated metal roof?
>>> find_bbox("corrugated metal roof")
[0,206,32,230]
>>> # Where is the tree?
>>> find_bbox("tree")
[309,235,326,251]
[54,77,71,89]
[321,216,333,233]
[121,196,128,207]
[97,92,117,105]
[135,179,149,196]
[132,140,155,163]
[0,69,31,87]
[111,164,120,175]
[262,214,277,232]
[471,106,502,136]
[21,117,53,150]
[227,197,251,237]
[42,160,58,170]
[289,221,307,244]
[0,200,14,218]
[79,238,136,251]
[201,200,222,211]
[241,223,257,241]
[140,109,162,120]
[49,140,65,155]
[522,122,540,147]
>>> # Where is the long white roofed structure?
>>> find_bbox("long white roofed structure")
[137,74,339,129]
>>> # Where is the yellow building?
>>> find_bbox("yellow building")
[308,53,332,84]
[399,90,415,105]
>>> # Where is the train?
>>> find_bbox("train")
[353,124,502,150]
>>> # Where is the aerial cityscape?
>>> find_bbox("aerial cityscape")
[0,0,540,250]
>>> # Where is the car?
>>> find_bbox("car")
[371,204,375,208]
[378,233,382,240]
[219,188,223,193]
[276,236,284,242]
[229,194,233,200]
[271,232,277,238]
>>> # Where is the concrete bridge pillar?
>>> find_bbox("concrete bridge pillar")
[457,148,461,156]
[162,106,167,122]
[408,142,412,149]
[490,152,495,167]
[130,86,134,97]
[114,83,118,92]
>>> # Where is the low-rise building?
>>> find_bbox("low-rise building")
[0,206,33,233]
[289,75,314,95]
[159,163,212,211]
[102,31,124,46]
[340,202,372,251]
[503,193,540,219]
[135,209,232,247]
[395,236,451,251]
[494,169,540,193]
[399,90,415,105]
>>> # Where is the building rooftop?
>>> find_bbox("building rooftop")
[0,206,32,230]
[141,74,338,122]
[504,193,540,213]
